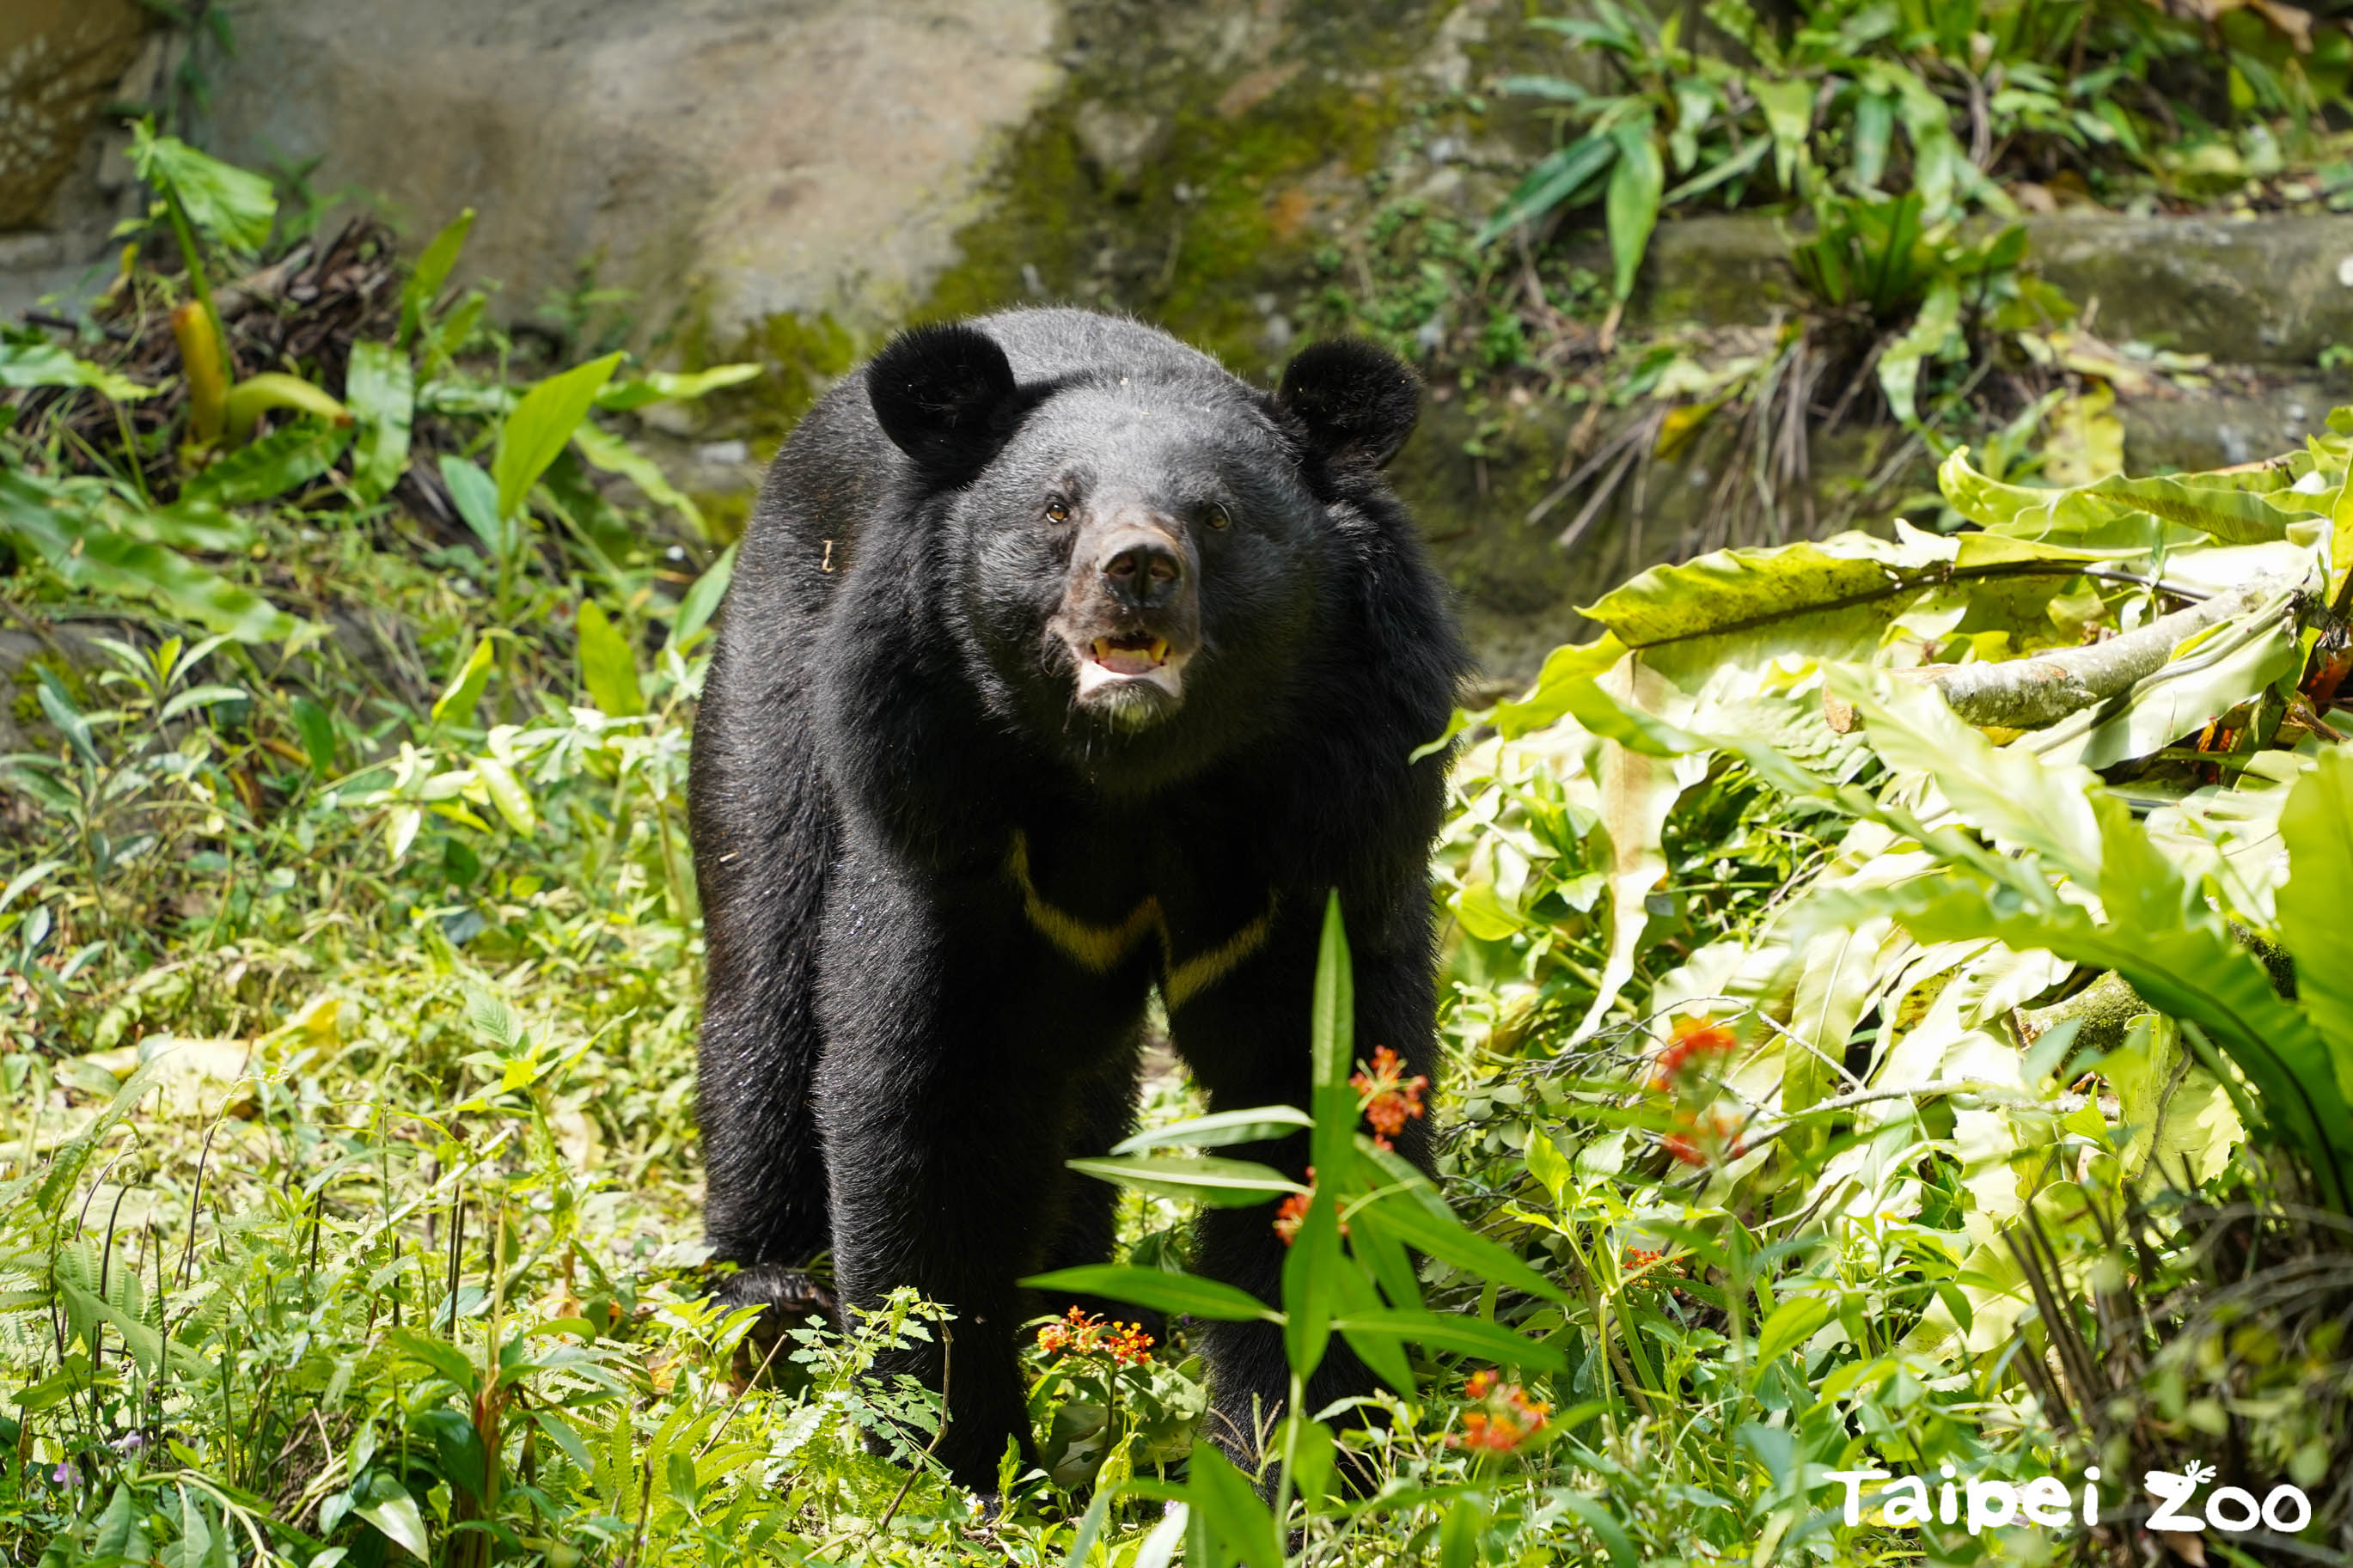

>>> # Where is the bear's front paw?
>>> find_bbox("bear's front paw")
[707,1263,840,1386]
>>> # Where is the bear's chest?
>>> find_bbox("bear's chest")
[1002,827,1276,1010]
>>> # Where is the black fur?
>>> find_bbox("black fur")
[689,308,1468,1491]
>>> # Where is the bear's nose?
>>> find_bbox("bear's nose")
[1097,531,1185,610]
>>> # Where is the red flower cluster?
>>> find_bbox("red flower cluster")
[1036,1307,1154,1366]
[1448,1368,1549,1453]
[1351,1045,1429,1151]
[1623,1247,1665,1273]
[1274,1168,1348,1246]
[1661,1104,1745,1167]
[1648,1015,1737,1092]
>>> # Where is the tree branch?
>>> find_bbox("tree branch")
[1919,574,2295,730]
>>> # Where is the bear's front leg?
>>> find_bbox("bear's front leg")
[813,873,1114,1493]
[1173,914,1440,1477]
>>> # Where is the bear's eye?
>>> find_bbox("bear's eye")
[1044,499,1070,524]
[1206,504,1232,530]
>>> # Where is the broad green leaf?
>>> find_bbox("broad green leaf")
[595,363,762,411]
[474,756,536,834]
[432,638,496,729]
[1331,1248,1417,1388]
[386,1326,482,1393]
[1329,1308,1568,1372]
[181,420,352,507]
[1754,1295,1834,1364]
[1581,530,1954,648]
[1841,674,2103,882]
[1019,1265,1280,1322]
[1441,1494,1490,1568]
[1110,1104,1311,1155]
[1532,670,1705,756]
[494,352,625,521]
[0,331,153,400]
[2274,747,2353,1093]
[1604,119,1664,300]
[1186,1442,1284,1568]
[400,208,476,346]
[355,1473,431,1561]
[0,472,296,642]
[290,695,336,772]
[437,455,509,560]
[1311,892,1353,1090]
[131,124,275,252]
[575,601,645,718]
[669,544,735,653]
[572,421,707,534]
[1066,1155,1304,1206]
[1753,78,1815,187]
[2087,473,2305,543]
[1480,633,1629,738]
[346,340,416,501]
[121,501,250,553]
[1351,1188,1571,1305]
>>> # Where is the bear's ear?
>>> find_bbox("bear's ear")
[867,322,1021,485]
[1274,339,1421,472]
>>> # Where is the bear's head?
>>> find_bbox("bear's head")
[866,320,1419,789]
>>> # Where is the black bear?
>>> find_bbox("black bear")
[688,308,1465,1490]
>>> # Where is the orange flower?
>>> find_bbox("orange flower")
[1448,1369,1549,1453]
[1648,1015,1738,1092]
[1274,1168,1346,1245]
[1660,1104,1745,1168]
[1036,1306,1154,1366]
[1351,1045,1429,1150]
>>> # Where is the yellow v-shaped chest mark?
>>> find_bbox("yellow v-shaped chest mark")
[1004,831,1277,1010]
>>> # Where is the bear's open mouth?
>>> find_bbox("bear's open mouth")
[1089,632,1171,675]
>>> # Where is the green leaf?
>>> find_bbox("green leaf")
[181,420,352,507]
[669,544,735,653]
[1604,119,1664,300]
[130,124,275,252]
[595,363,762,411]
[437,455,509,561]
[290,695,337,772]
[1186,1442,1284,1568]
[346,341,416,502]
[1754,1295,1834,1364]
[1753,78,1815,188]
[158,684,245,723]
[571,421,705,536]
[1476,135,1617,247]
[1441,1493,1490,1568]
[222,372,350,444]
[2271,747,2353,1093]
[400,208,476,346]
[1329,1308,1568,1372]
[1877,275,1959,431]
[494,352,625,521]
[1554,1492,1639,1568]
[1110,1104,1311,1155]
[0,472,296,642]
[0,330,153,400]
[386,1327,482,1394]
[1281,1180,1341,1379]
[1331,1249,1417,1389]
[474,756,537,834]
[432,638,496,729]
[575,601,645,718]
[34,668,97,764]
[1580,529,1954,648]
[1066,1155,1305,1206]
[1019,1265,1280,1322]
[1350,1189,1572,1305]
[355,1473,431,1561]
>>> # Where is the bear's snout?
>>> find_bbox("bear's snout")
[1048,509,1202,729]
[1095,527,1186,612]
